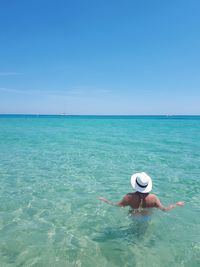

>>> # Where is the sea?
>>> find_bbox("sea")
[0,115,200,267]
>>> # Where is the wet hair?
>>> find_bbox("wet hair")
[136,192,149,198]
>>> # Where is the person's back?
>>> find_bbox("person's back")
[98,172,184,212]
[123,192,157,209]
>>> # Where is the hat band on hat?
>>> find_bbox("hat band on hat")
[136,178,148,188]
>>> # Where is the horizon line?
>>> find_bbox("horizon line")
[0,114,200,116]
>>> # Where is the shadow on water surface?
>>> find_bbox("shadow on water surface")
[93,211,152,244]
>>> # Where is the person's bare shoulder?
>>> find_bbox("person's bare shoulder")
[145,194,159,207]
[148,193,157,200]
[118,193,134,206]
[123,193,135,201]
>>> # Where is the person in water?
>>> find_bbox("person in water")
[98,172,184,212]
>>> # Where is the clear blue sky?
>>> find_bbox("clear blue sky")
[0,0,200,115]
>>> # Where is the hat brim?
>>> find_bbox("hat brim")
[131,173,152,193]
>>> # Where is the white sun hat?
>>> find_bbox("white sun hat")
[131,172,152,193]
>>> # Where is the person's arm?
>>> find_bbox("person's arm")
[98,195,130,207]
[155,196,184,211]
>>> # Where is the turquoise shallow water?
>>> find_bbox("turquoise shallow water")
[0,115,200,267]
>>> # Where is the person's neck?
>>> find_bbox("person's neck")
[136,191,149,198]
